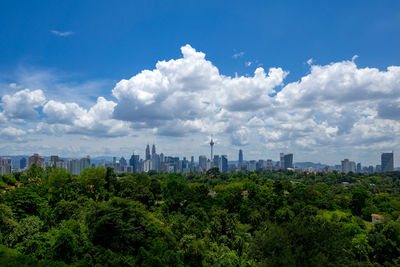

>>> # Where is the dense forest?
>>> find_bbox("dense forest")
[1,165,400,266]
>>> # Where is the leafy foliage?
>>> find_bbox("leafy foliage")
[1,166,400,265]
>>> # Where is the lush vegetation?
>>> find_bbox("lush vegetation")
[1,164,400,266]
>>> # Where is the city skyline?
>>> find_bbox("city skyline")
[1,143,396,172]
[1,1,400,166]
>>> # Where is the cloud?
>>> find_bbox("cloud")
[1,89,46,120]
[50,30,74,37]
[0,127,27,142]
[0,112,7,124]
[1,46,400,164]
[41,97,132,137]
[112,44,287,135]
[232,51,245,59]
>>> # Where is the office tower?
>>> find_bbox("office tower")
[67,159,80,175]
[199,155,207,172]
[356,163,361,173]
[341,159,356,173]
[213,155,221,169]
[152,144,156,156]
[50,155,60,165]
[341,159,350,173]
[221,155,228,172]
[113,157,116,167]
[20,157,27,169]
[145,144,151,160]
[143,160,151,172]
[210,139,214,160]
[375,165,382,172]
[151,154,160,172]
[80,156,91,173]
[381,152,394,172]
[238,149,243,164]
[29,153,45,168]
[349,161,356,173]
[160,153,164,163]
[280,153,285,169]
[368,165,374,173]
[280,153,293,170]
[129,153,140,173]
[120,157,127,167]
[0,158,12,174]
[266,159,273,170]
[249,160,257,172]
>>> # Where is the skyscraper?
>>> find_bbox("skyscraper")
[80,156,91,173]
[129,152,140,173]
[280,153,293,170]
[356,163,361,173]
[152,144,156,156]
[213,155,220,169]
[284,154,293,169]
[280,153,285,169]
[0,158,12,174]
[20,157,27,169]
[341,159,356,173]
[381,152,394,172]
[28,153,44,168]
[221,155,228,172]
[120,157,127,167]
[238,149,243,164]
[145,144,151,160]
[199,155,207,172]
[210,139,214,160]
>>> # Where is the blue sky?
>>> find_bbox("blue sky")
[0,1,400,166]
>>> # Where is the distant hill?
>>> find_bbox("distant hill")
[294,162,329,169]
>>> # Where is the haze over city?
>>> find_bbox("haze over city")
[1,1,400,166]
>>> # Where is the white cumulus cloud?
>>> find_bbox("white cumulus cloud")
[1,89,46,120]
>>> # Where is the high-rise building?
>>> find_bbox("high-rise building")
[356,163,362,173]
[213,155,220,169]
[120,157,127,167]
[280,153,293,170]
[221,155,228,172]
[20,157,27,169]
[341,159,350,173]
[280,153,285,169]
[285,154,293,169]
[29,153,44,168]
[210,139,214,160]
[0,158,12,174]
[50,155,60,164]
[368,165,374,173]
[145,144,151,160]
[249,160,257,172]
[129,153,140,173]
[80,156,91,173]
[381,152,394,172]
[151,154,160,172]
[238,149,243,164]
[341,159,356,173]
[199,155,207,172]
[266,159,273,170]
[143,160,151,172]
[152,144,156,156]
[375,165,382,172]
[67,159,80,175]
